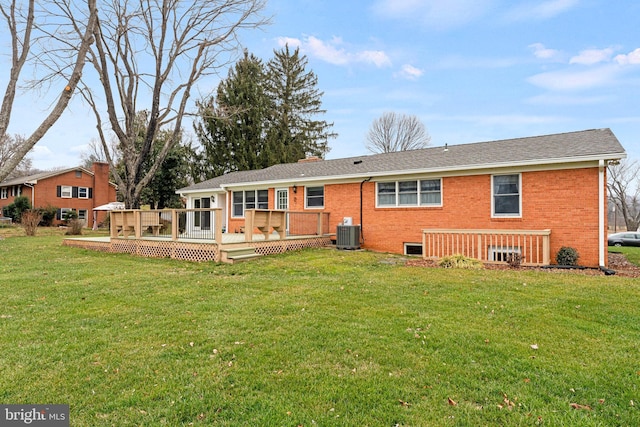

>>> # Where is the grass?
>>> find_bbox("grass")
[609,245,640,266]
[1,228,640,426]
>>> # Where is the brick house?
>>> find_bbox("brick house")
[0,162,117,227]
[177,129,625,267]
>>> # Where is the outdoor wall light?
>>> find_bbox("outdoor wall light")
[293,185,297,194]
[210,195,215,203]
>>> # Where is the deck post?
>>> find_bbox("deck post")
[316,212,323,236]
[214,209,223,243]
[134,210,142,238]
[245,209,254,242]
[171,210,178,241]
[110,211,117,238]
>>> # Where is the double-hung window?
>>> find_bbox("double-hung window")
[78,187,89,199]
[232,190,268,217]
[492,174,521,216]
[377,179,442,207]
[305,186,324,208]
[60,186,72,198]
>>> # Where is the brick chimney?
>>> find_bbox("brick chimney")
[297,156,322,163]
[92,162,114,225]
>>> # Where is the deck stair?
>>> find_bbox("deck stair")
[221,246,262,264]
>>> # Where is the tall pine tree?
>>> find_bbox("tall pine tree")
[264,45,335,162]
[194,46,336,178]
[194,51,271,178]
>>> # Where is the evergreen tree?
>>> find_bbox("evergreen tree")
[194,47,336,178]
[264,45,335,162]
[194,51,271,179]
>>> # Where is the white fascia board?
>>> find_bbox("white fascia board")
[219,153,627,189]
[176,187,226,196]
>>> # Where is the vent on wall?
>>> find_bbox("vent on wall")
[336,225,361,250]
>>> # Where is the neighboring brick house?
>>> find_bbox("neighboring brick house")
[177,129,626,267]
[0,162,117,227]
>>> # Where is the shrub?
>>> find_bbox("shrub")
[65,219,84,236]
[21,209,43,236]
[556,246,580,266]
[3,196,31,223]
[63,210,78,222]
[38,205,58,227]
[506,253,523,268]
[438,254,484,269]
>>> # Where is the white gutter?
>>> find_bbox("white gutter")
[599,160,606,267]
[23,183,35,206]
[216,154,627,191]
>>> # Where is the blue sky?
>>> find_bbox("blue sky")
[6,0,640,169]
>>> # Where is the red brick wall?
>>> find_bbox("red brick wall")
[0,163,117,226]
[220,167,605,267]
[351,168,602,267]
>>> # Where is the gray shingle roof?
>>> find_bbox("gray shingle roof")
[0,167,88,187]
[178,128,625,193]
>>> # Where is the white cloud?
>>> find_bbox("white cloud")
[615,48,640,65]
[527,65,620,91]
[357,51,392,68]
[395,64,424,80]
[506,0,579,21]
[372,0,495,30]
[276,37,302,49]
[526,93,612,106]
[569,47,616,65]
[277,35,391,68]
[528,43,561,60]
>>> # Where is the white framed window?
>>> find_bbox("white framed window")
[492,174,521,217]
[60,185,72,198]
[78,187,89,199]
[404,243,423,256]
[78,209,87,221]
[305,186,324,208]
[231,190,269,217]
[377,179,442,207]
[488,246,521,262]
[60,208,74,220]
[1,188,7,199]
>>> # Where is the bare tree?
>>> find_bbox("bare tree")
[608,159,640,231]
[0,0,98,182]
[59,0,267,208]
[366,112,431,154]
[0,134,33,178]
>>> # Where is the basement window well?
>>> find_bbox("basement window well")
[404,243,423,256]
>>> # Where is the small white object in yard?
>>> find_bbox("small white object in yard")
[530,344,539,350]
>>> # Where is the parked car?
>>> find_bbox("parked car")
[607,232,640,247]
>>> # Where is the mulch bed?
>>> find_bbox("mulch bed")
[405,252,640,278]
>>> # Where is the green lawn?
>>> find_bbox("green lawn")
[1,231,639,426]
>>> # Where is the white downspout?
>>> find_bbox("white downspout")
[599,160,605,267]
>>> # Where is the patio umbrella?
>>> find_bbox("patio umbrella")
[92,202,125,229]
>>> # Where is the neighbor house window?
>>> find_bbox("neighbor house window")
[305,186,324,208]
[60,186,72,198]
[78,187,89,199]
[493,174,521,216]
[232,190,269,217]
[1,188,7,199]
[58,208,74,221]
[377,179,442,207]
[78,210,87,221]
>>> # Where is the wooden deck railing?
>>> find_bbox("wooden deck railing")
[422,229,551,266]
[110,209,330,243]
[111,209,223,242]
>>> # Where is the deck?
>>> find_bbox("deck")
[63,208,333,262]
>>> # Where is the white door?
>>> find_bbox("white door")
[276,188,289,234]
[276,188,289,210]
